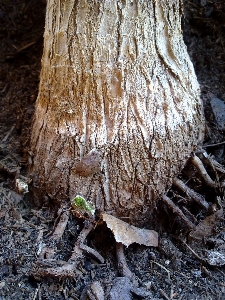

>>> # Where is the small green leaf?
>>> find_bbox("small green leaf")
[71,195,95,215]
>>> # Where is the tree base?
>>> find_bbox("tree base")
[33,149,225,295]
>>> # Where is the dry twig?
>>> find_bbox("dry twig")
[150,260,171,281]
[203,141,225,148]
[181,240,204,262]
[159,289,171,300]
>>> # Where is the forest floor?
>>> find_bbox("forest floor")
[0,0,225,299]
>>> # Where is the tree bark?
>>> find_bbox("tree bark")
[30,0,204,226]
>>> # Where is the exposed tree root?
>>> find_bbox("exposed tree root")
[113,243,154,298]
[197,150,225,189]
[182,206,198,224]
[190,153,216,188]
[197,150,225,174]
[116,242,134,280]
[39,209,69,259]
[173,178,209,210]
[70,220,104,263]
[162,195,196,230]
[35,149,223,281]
[41,260,78,278]
[51,209,70,241]
[162,149,225,230]
[37,220,104,278]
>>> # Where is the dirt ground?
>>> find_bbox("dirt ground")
[0,0,225,299]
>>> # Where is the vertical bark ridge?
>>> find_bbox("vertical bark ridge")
[31,0,204,226]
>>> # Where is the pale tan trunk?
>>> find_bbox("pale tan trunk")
[30,0,204,226]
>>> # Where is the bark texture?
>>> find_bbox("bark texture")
[31,0,204,226]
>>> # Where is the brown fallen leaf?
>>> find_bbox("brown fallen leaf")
[189,209,223,242]
[102,213,158,247]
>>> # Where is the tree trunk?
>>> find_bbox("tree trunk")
[30,0,204,226]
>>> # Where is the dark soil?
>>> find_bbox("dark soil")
[0,0,225,299]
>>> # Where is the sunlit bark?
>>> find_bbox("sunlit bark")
[30,0,204,226]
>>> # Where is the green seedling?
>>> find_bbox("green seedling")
[71,195,95,215]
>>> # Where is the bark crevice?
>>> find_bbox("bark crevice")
[30,0,204,226]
